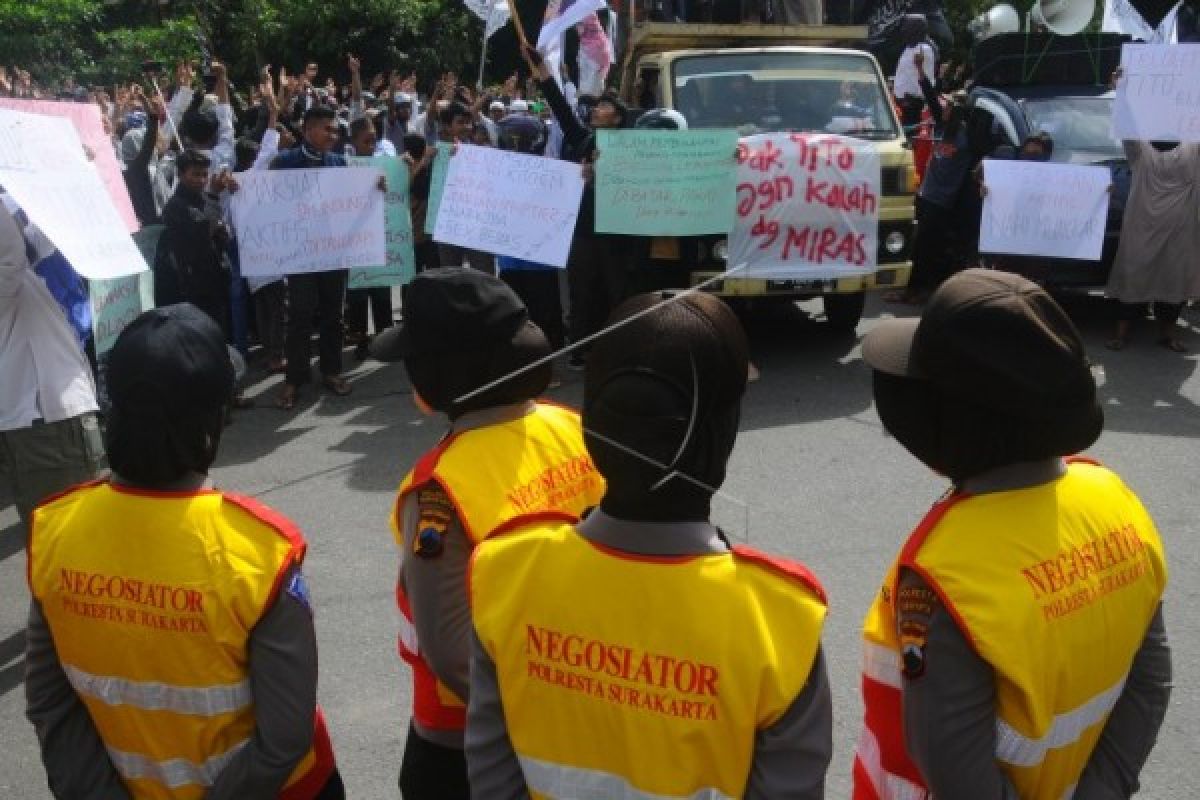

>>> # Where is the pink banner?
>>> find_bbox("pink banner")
[0,98,139,232]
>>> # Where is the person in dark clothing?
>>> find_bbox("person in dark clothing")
[521,44,636,370]
[889,68,990,304]
[404,134,441,274]
[155,150,231,335]
[269,106,354,409]
[123,97,162,225]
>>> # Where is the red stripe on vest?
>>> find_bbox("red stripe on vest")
[224,493,308,610]
[279,707,337,799]
[732,544,828,605]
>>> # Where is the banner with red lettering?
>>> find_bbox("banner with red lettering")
[729,133,880,280]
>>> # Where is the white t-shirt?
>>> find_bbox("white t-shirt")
[894,43,936,100]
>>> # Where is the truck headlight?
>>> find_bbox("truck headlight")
[885,231,906,254]
[712,239,729,261]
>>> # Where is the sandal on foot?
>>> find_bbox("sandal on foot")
[322,375,353,396]
[1158,337,1187,353]
[276,384,299,410]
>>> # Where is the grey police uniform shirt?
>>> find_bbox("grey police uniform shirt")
[465,508,834,800]
[398,401,540,750]
[899,458,1172,799]
[26,557,320,798]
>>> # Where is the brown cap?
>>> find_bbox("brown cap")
[863,269,1096,420]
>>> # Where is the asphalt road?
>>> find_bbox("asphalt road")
[1,292,1197,798]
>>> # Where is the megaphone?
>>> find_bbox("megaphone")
[1030,0,1096,35]
[968,4,1021,39]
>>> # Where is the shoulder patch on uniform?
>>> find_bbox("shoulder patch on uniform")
[286,571,313,615]
[414,484,455,559]
[897,582,939,680]
[732,545,828,605]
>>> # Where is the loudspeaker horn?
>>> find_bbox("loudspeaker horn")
[968,4,1021,39]
[1030,0,1096,36]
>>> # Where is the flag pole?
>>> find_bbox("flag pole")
[507,0,531,47]
[477,23,491,90]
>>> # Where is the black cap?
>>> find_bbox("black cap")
[107,304,234,413]
[370,267,529,362]
[863,269,1096,420]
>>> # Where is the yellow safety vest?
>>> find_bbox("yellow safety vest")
[470,520,828,800]
[28,481,336,800]
[853,460,1167,800]
[390,401,606,731]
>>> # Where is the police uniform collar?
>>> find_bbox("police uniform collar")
[577,509,728,557]
[959,458,1067,496]
[448,400,536,434]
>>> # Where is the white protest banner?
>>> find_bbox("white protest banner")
[729,133,880,279]
[433,145,584,268]
[594,129,739,236]
[231,167,386,277]
[979,160,1111,261]
[1112,43,1200,142]
[0,99,140,231]
[0,113,148,280]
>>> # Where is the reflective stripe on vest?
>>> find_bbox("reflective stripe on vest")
[854,726,927,800]
[64,664,252,717]
[861,640,902,691]
[519,755,735,800]
[107,739,248,788]
[995,674,1127,768]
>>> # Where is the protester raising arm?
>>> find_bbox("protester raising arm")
[521,44,589,155]
[210,61,236,172]
[167,61,195,134]
[348,54,366,121]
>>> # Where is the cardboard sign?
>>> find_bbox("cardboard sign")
[348,155,415,288]
[89,224,161,355]
[729,133,881,279]
[594,129,739,236]
[423,142,454,235]
[0,111,148,280]
[979,160,1111,261]
[1112,44,1200,142]
[433,144,584,268]
[0,98,139,231]
[231,167,386,277]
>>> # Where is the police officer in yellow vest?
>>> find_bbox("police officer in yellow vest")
[25,304,343,800]
[467,292,833,799]
[369,267,605,799]
[853,269,1171,800]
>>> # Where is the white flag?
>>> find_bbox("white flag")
[464,0,511,38]
[1103,0,1182,42]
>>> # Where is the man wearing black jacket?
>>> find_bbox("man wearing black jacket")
[521,44,635,369]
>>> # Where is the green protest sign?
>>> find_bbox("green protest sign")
[423,142,454,236]
[90,225,158,355]
[348,156,415,289]
[594,129,739,236]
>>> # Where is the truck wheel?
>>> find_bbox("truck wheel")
[823,292,865,334]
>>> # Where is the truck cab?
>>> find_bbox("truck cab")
[619,23,917,330]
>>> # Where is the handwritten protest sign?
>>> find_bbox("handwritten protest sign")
[231,167,386,277]
[594,129,738,236]
[423,142,454,235]
[0,111,147,280]
[729,133,880,279]
[434,145,584,268]
[1112,44,1200,142]
[979,160,1110,261]
[0,98,139,231]
[89,225,161,355]
[348,155,415,288]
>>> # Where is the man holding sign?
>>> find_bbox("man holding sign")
[1107,65,1200,352]
[268,106,386,409]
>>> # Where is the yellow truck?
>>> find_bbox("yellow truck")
[618,23,916,331]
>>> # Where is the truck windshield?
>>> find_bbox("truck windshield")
[1020,96,1123,164]
[671,52,899,139]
